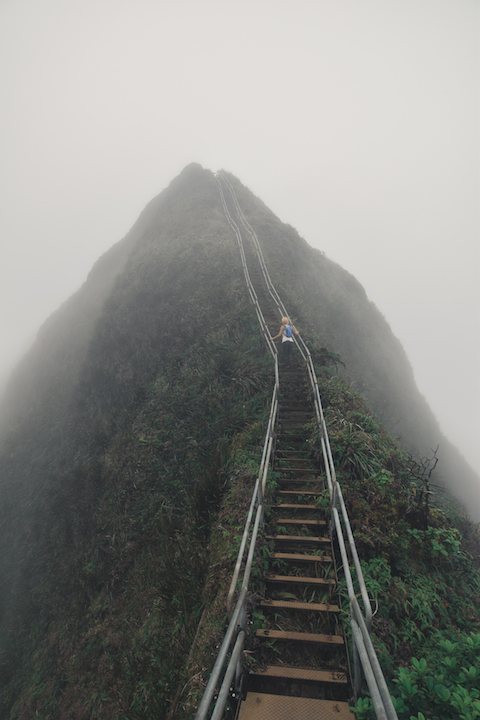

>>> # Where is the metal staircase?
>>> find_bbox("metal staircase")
[235,286,354,719]
[193,172,398,720]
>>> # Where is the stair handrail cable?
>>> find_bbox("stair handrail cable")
[195,183,281,720]
[217,175,280,619]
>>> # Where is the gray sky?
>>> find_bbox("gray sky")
[1,0,479,476]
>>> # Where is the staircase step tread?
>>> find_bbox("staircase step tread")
[278,440,309,445]
[268,535,330,544]
[277,518,327,526]
[280,407,311,412]
[259,599,340,612]
[278,490,320,496]
[278,457,313,462]
[277,450,311,454]
[238,693,354,720]
[276,503,317,509]
[280,468,318,473]
[273,552,333,562]
[267,574,336,586]
[281,422,311,427]
[255,629,344,645]
[281,416,313,420]
[249,665,348,684]
[279,478,322,484]
[281,413,312,418]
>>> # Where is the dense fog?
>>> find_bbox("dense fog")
[0,0,478,477]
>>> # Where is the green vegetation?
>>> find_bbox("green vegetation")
[310,365,480,720]
[0,164,274,718]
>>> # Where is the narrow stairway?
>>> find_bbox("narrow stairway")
[235,249,354,718]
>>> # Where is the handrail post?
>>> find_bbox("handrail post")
[210,631,246,720]
[194,587,248,720]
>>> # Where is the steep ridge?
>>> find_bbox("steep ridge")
[0,164,478,720]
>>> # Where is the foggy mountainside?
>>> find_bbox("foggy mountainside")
[0,163,478,719]
[221,173,480,519]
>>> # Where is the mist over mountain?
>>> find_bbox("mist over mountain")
[0,163,478,718]
[2,164,477,516]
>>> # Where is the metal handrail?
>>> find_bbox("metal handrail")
[217,171,397,720]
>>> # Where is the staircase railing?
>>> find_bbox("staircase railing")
[214,171,398,720]
[194,180,281,720]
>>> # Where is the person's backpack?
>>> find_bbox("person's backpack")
[284,325,292,338]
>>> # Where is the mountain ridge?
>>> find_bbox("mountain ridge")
[0,162,478,719]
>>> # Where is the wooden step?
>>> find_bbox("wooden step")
[250,665,348,684]
[259,599,340,613]
[281,423,311,429]
[278,465,319,475]
[277,518,326,527]
[267,574,336,586]
[237,692,355,720]
[273,552,333,562]
[277,450,311,455]
[256,629,344,645]
[278,477,322,484]
[277,458,313,464]
[280,416,312,422]
[278,464,314,470]
[282,435,308,444]
[278,490,320,496]
[267,535,330,544]
[281,413,312,420]
[278,465,316,470]
[279,405,309,410]
[276,503,317,510]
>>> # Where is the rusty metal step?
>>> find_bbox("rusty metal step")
[259,599,340,613]
[249,665,348,684]
[237,693,354,720]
